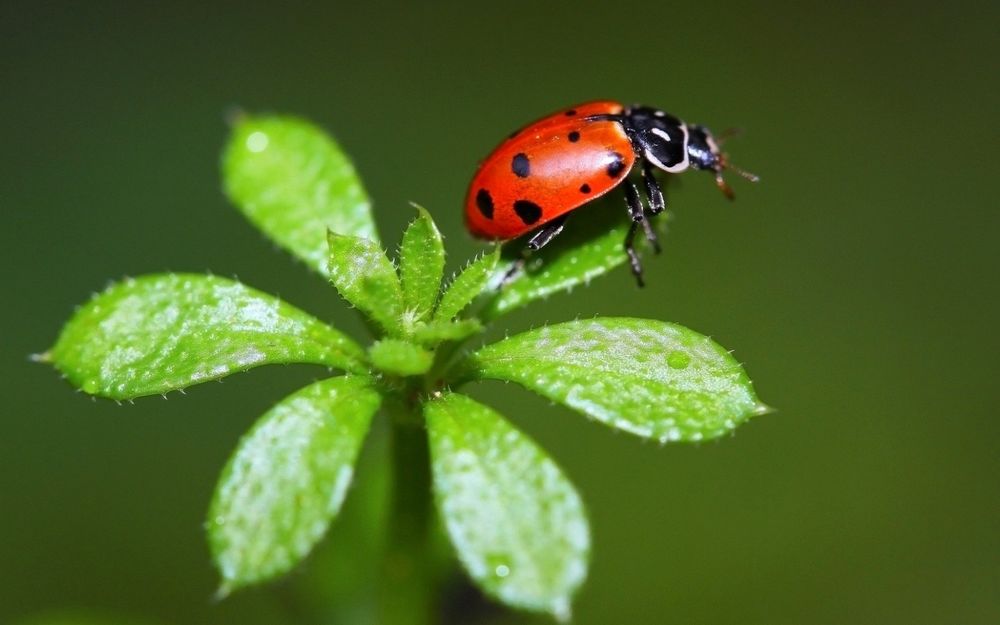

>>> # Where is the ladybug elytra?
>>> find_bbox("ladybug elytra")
[464,100,757,286]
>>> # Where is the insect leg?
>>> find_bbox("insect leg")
[500,214,570,286]
[640,218,661,255]
[499,257,526,286]
[641,159,666,215]
[639,160,664,254]
[624,222,645,288]
[623,180,646,287]
[624,178,644,222]
[527,214,569,251]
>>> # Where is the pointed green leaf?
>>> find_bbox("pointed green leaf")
[399,205,445,320]
[425,393,589,619]
[368,339,433,376]
[223,114,378,274]
[460,318,766,442]
[482,206,661,319]
[45,274,366,400]
[434,246,499,321]
[327,231,403,335]
[209,376,381,593]
[411,318,483,345]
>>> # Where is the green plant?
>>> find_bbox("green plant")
[39,114,767,623]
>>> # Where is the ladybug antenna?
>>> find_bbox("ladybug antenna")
[715,127,744,146]
[715,158,758,201]
[719,152,760,182]
[728,163,760,183]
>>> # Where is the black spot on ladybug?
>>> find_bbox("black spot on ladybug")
[606,152,626,178]
[568,131,580,142]
[511,153,530,178]
[513,200,543,225]
[565,109,577,116]
[580,183,591,193]
[476,189,494,219]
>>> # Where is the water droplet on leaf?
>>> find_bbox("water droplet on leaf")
[246,131,269,153]
[667,350,690,369]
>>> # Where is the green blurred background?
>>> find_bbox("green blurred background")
[3,1,997,624]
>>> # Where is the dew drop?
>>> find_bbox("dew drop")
[246,131,269,153]
[486,553,510,580]
[667,350,690,369]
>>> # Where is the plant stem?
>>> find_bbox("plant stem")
[380,400,437,625]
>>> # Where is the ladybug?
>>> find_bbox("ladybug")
[465,100,758,286]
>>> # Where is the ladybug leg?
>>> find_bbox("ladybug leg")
[499,257,526,286]
[527,214,569,251]
[640,215,661,255]
[622,180,646,287]
[499,215,570,286]
[624,177,645,222]
[624,222,645,288]
[641,159,666,215]
[639,160,664,254]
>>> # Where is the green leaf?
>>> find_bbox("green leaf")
[434,246,499,321]
[285,415,391,621]
[399,205,445,320]
[459,318,766,442]
[482,202,660,319]
[327,230,403,335]
[411,318,483,345]
[45,274,366,400]
[208,376,381,593]
[223,114,378,274]
[424,393,589,619]
[368,339,433,376]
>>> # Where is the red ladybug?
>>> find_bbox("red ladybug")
[465,100,757,285]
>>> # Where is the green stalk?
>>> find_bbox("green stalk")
[380,397,437,625]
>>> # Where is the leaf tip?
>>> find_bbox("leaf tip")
[213,581,234,602]
[29,350,52,364]
[550,595,573,623]
[407,201,430,217]
[754,402,776,416]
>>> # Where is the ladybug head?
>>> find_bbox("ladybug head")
[686,125,758,200]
